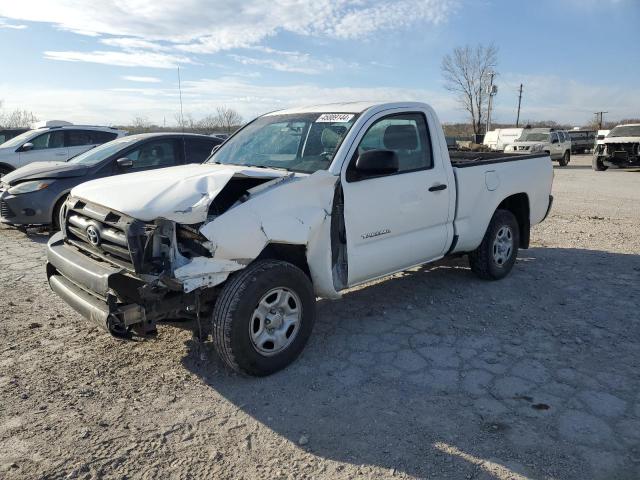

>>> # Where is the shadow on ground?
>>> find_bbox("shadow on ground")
[183,247,640,480]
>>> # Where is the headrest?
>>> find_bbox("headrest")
[383,124,418,150]
[321,127,343,150]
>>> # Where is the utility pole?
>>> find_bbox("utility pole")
[485,72,497,133]
[594,111,608,129]
[516,83,523,127]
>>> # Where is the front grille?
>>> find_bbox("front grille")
[0,199,15,219]
[63,198,134,269]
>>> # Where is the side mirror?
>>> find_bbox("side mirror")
[116,157,133,169]
[20,142,34,152]
[355,149,399,176]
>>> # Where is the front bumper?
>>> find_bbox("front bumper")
[46,232,149,334]
[602,155,640,168]
[0,187,55,226]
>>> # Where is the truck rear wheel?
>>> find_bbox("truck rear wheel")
[211,259,316,376]
[558,151,570,167]
[469,209,520,280]
[592,155,608,171]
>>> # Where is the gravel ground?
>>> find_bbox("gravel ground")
[1,154,639,480]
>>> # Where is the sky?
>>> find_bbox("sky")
[0,0,638,127]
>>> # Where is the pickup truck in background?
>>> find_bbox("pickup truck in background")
[46,102,554,376]
[566,129,595,154]
[592,124,640,171]
[504,128,572,166]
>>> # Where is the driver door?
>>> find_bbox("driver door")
[341,111,452,286]
[17,130,67,167]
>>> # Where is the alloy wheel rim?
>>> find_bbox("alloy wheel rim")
[249,287,302,356]
[492,226,513,266]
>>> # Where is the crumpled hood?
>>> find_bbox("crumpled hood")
[71,163,292,224]
[603,136,640,144]
[2,161,89,184]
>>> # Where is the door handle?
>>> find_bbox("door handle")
[428,184,447,192]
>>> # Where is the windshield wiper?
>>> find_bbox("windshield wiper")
[66,145,97,162]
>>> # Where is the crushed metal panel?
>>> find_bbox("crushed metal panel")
[197,170,341,297]
[70,163,290,224]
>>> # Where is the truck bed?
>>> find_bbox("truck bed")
[450,151,548,168]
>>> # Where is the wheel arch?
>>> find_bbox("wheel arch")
[255,243,311,278]
[497,192,530,248]
[0,162,15,174]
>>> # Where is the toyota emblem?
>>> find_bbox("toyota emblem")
[86,225,101,246]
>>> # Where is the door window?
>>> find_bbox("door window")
[349,113,432,179]
[66,130,118,147]
[66,130,93,147]
[29,131,65,150]
[126,140,178,169]
[185,138,219,163]
[550,133,559,144]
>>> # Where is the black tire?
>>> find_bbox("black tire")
[50,195,68,231]
[469,209,520,280]
[558,151,570,167]
[211,259,316,376]
[592,155,608,171]
[0,166,12,178]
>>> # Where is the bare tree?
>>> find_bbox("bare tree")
[441,44,498,136]
[0,100,39,128]
[197,114,219,131]
[129,116,153,133]
[214,106,243,134]
[174,112,196,130]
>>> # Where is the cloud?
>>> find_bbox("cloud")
[492,73,640,125]
[0,77,456,126]
[121,75,162,83]
[0,0,457,52]
[43,50,192,68]
[101,37,169,51]
[0,17,27,29]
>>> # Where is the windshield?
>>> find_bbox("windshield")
[208,112,358,173]
[67,136,137,165]
[608,125,640,137]
[0,130,36,149]
[517,132,549,142]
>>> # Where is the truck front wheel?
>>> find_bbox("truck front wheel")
[211,259,316,376]
[592,156,608,171]
[469,209,520,280]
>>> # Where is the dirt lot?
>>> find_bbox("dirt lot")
[1,154,639,480]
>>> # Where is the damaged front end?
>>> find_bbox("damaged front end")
[595,141,640,168]
[46,197,215,336]
[46,167,343,336]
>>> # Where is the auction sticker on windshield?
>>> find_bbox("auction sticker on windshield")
[316,113,355,123]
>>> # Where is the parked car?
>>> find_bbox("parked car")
[566,129,595,154]
[0,128,29,145]
[592,124,640,171]
[0,123,127,176]
[0,133,222,228]
[46,101,554,376]
[210,133,230,141]
[504,128,572,166]
[483,128,524,151]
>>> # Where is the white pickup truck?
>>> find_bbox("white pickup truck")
[46,102,554,376]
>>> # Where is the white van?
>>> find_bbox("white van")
[483,128,524,151]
